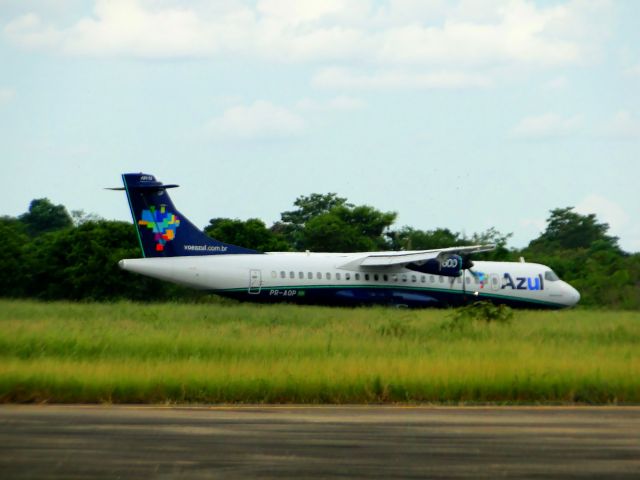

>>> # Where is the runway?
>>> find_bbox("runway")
[1,405,639,479]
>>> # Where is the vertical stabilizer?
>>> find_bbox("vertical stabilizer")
[117,173,258,258]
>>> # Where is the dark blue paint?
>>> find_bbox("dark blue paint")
[215,286,563,309]
[122,173,259,258]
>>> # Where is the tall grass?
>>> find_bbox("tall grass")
[0,300,638,403]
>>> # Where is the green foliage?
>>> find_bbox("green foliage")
[0,218,28,297]
[528,207,620,253]
[376,315,415,338]
[467,227,514,261]
[389,226,512,261]
[1,301,639,404]
[278,193,350,250]
[278,193,396,252]
[444,302,514,331]
[390,227,464,250]
[205,217,290,252]
[0,195,638,308]
[301,205,397,252]
[18,198,73,236]
[520,207,639,309]
[20,220,188,301]
[281,192,350,226]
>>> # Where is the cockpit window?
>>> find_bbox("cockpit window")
[544,270,560,282]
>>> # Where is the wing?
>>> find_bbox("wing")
[338,244,495,270]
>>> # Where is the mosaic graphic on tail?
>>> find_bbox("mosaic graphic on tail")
[138,205,181,252]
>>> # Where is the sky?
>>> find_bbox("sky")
[1,0,639,252]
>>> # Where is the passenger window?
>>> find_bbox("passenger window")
[317,272,322,280]
[365,274,370,281]
[430,275,434,283]
[345,273,351,280]
[374,274,379,281]
[355,273,360,281]
[299,272,304,279]
[392,274,398,282]
[401,275,407,282]
[411,275,416,283]
[456,277,462,284]
[326,272,331,280]
[280,271,286,279]
[336,273,341,280]
[439,276,444,283]
[289,271,295,279]
[383,274,388,281]
[308,272,313,280]
[421,276,425,283]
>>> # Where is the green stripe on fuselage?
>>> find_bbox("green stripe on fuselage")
[212,284,566,308]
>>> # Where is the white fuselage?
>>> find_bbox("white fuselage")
[119,252,580,308]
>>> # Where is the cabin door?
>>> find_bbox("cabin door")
[489,273,501,291]
[248,269,262,294]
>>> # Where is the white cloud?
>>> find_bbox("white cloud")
[375,1,583,68]
[575,194,630,240]
[0,88,15,105]
[2,0,615,96]
[5,2,236,58]
[296,96,365,111]
[205,100,304,140]
[602,111,640,139]
[625,64,640,77]
[543,76,568,90]
[3,0,611,70]
[313,67,492,89]
[256,0,369,26]
[510,113,582,139]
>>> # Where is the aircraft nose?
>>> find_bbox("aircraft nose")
[566,284,580,306]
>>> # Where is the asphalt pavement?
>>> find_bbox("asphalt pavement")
[1,405,639,479]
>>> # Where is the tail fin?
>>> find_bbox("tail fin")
[112,173,258,258]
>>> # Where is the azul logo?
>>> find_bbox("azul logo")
[474,272,545,290]
[502,273,544,291]
[138,205,180,252]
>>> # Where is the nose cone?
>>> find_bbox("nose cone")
[566,283,580,306]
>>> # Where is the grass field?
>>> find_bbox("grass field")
[0,299,638,404]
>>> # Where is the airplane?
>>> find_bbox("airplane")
[112,173,580,309]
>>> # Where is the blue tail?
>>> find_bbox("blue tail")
[115,173,258,258]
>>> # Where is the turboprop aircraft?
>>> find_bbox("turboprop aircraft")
[113,173,580,309]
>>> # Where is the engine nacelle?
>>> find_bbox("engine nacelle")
[407,254,463,277]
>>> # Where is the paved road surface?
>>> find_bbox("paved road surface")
[0,405,639,479]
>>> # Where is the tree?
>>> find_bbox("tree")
[300,205,397,252]
[389,227,464,251]
[467,227,514,261]
[388,226,512,261]
[277,193,396,252]
[277,193,351,250]
[0,217,29,296]
[518,207,638,308]
[527,207,620,253]
[280,193,350,226]
[71,209,103,227]
[204,218,290,252]
[19,198,73,236]
[22,220,180,301]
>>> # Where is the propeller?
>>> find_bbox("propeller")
[460,254,482,296]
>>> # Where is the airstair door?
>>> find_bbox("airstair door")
[249,269,262,294]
